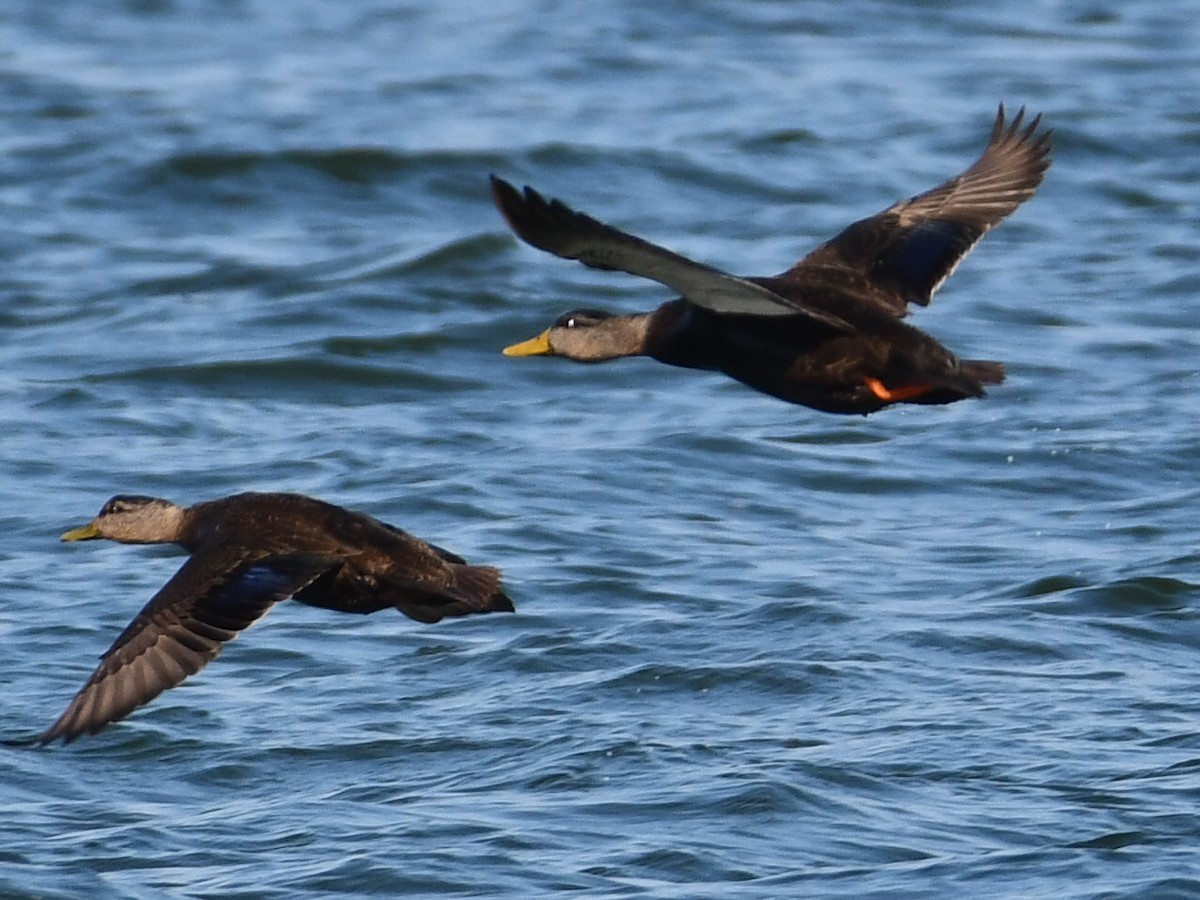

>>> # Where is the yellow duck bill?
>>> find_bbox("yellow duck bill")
[61,522,102,541]
[502,330,554,357]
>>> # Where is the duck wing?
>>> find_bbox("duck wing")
[491,175,852,331]
[36,545,333,744]
[782,104,1051,315]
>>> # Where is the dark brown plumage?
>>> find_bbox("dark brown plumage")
[29,492,513,744]
[496,104,1051,415]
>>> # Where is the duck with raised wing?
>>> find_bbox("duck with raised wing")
[495,105,1051,415]
[25,492,513,744]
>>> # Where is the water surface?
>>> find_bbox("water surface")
[2,2,1199,897]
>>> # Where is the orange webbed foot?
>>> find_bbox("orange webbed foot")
[865,377,935,402]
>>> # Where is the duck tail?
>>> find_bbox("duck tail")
[962,359,1006,386]
[449,564,515,615]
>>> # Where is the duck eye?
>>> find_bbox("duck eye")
[555,309,609,329]
[555,313,584,329]
[103,495,154,515]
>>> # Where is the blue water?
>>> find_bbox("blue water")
[3,1,1200,897]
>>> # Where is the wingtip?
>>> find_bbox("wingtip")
[995,103,1027,139]
[490,175,531,238]
[1009,104,1026,133]
[490,174,554,225]
[30,711,85,747]
[489,172,516,207]
[994,102,1052,146]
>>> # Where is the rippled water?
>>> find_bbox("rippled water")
[3,1,1200,897]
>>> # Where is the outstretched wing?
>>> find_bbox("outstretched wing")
[37,547,333,744]
[491,175,852,331]
[783,104,1052,315]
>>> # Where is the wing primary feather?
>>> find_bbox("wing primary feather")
[33,550,332,744]
[782,104,1051,314]
[492,175,854,331]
